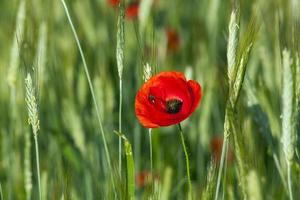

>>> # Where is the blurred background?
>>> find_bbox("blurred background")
[0,0,299,199]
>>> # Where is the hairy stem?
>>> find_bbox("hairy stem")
[149,128,153,174]
[178,124,192,199]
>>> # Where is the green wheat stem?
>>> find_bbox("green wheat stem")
[34,135,41,200]
[222,136,229,200]
[215,105,232,200]
[60,0,115,191]
[215,9,239,199]
[25,74,41,200]
[178,124,192,199]
[149,128,153,174]
[214,120,229,200]
[0,182,3,200]
[117,1,125,177]
[273,154,288,193]
[287,161,293,200]
[132,21,146,67]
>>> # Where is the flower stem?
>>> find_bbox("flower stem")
[149,128,153,174]
[149,128,154,193]
[34,135,41,200]
[178,124,192,199]
[119,79,123,177]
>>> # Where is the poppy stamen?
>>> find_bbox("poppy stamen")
[166,99,183,114]
[148,95,156,104]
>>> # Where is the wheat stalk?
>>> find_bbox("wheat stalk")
[281,49,296,200]
[116,1,125,176]
[35,22,47,98]
[24,130,32,200]
[143,63,152,82]
[227,10,239,84]
[25,73,41,200]
[8,0,26,89]
[215,9,239,200]
[215,7,258,200]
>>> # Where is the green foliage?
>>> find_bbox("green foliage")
[0,0,299,199]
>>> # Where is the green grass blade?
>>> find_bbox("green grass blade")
[60,0,115,193]
[0,182,3,200]
[125,139,135,200]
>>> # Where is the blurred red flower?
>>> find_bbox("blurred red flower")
[136,171,160,187]
[107,0,120,7]
[135,71,202,128]
[125,2,139,19]
[210,136,234,164]
[166,28,180,52]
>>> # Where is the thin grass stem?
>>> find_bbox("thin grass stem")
[214,135,229,200]
[118,79,123,176]
[149,128,153,174]
[117,1,125,177]
[149,128,153,194]
[0,182,3,200]
[34,135,41,200]
[222,138,229,200]
[273,154,288,193]
[60,0,115,192]
[133,21,146,68]
[287,162,293,200]
[178,124,192,199]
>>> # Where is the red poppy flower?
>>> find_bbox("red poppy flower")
[107,0,120,7]
[166,28,180,52]
[135,71,202,128]
[125,2,139,19]
[210,136,234,164]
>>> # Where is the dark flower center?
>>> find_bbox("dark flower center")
[148,95,156,104]
[148,94,183,114]
[166,99,183,114]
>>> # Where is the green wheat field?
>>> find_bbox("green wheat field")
[0,0,299,199]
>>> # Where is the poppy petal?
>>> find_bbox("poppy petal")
[187,80,202,113]
[125,2,139,19]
